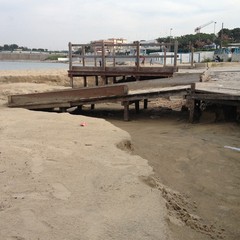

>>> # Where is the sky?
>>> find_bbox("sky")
[1,0,240,50]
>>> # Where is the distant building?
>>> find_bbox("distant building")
[91,38,128,54]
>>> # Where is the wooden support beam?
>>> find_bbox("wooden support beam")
[123,101,130,121]
[188,99,201,123]
[135,100,140,114]
[144,99,148,109]
[83,76,87,87]
[174,40,178,68]
[95,76,99,86]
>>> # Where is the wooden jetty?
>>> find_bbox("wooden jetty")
[7,76,240,121]
[68,41,178,87]
[7,39,240,122]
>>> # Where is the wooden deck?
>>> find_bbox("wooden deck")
[68,41,179,87]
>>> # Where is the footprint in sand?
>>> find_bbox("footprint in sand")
[51,183,71,200]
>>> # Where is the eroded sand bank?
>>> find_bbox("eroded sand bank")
[0,74,173,239]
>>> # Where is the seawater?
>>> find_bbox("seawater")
[0,61,68,70]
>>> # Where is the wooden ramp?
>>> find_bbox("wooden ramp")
[8,85,128,110]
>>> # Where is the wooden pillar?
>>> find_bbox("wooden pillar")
[105,76,108,85]
[113,48,116,67]
[83,76,87,87]
[164,47,167,67]
[68,42,73,88]
[113,77,117,84]
[136,41,140,70]
[174,40,178,68]
[189,83,201,123]
[101,41,105,69]
[82,45,85,67]
[189,99,195,123]
[123,101,130,121]
[91,104,95,110]
[94,47,97,67]
[95,76,99,86]
[135,100,140,114]
[144,99,148,109]
[191,45,194,68]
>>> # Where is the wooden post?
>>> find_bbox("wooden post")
[94,47,97,67]
[144,99,148,109]
[95,76,99,86]
[68,42,73,88]
[83,76,87,87]
[91,104,95,110]
[101,41,105,69]
[189,83,201,123]
[113,48,116,67]
[191,45,194,68]
[113,77,117,84]
[136,41,140,70]
[123,101,130,121]
[174,40,178,68]
[68,42,72,71]
[82,45,85,67]
[135,100,140,114]
[164,47,167,66]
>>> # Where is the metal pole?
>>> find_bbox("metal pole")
[68,42,72,71]
[220,22,224,49]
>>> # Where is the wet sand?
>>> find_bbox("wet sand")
[109,108,240,240]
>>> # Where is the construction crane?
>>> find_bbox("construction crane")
[195,21,215,33]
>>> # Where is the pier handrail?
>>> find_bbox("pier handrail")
[68,41,178,68]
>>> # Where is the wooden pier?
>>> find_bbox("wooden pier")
[68,41,178,87]
[7,40,240,122]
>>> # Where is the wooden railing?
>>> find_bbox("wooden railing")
[68,41,178,71]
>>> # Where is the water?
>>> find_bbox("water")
[0,61,68,70]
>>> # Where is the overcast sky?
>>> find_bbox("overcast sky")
[1,0,239,50]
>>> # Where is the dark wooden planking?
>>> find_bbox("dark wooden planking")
[68,67,175,77]
[8,85,128,107]
[187,93,240,101]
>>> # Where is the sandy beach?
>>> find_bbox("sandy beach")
[0,66,240,240]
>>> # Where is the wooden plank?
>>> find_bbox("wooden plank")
[195,82,240,96]
[187,93,240,101]
[8,85,128,107]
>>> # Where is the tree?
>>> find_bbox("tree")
[232,28,240,42]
